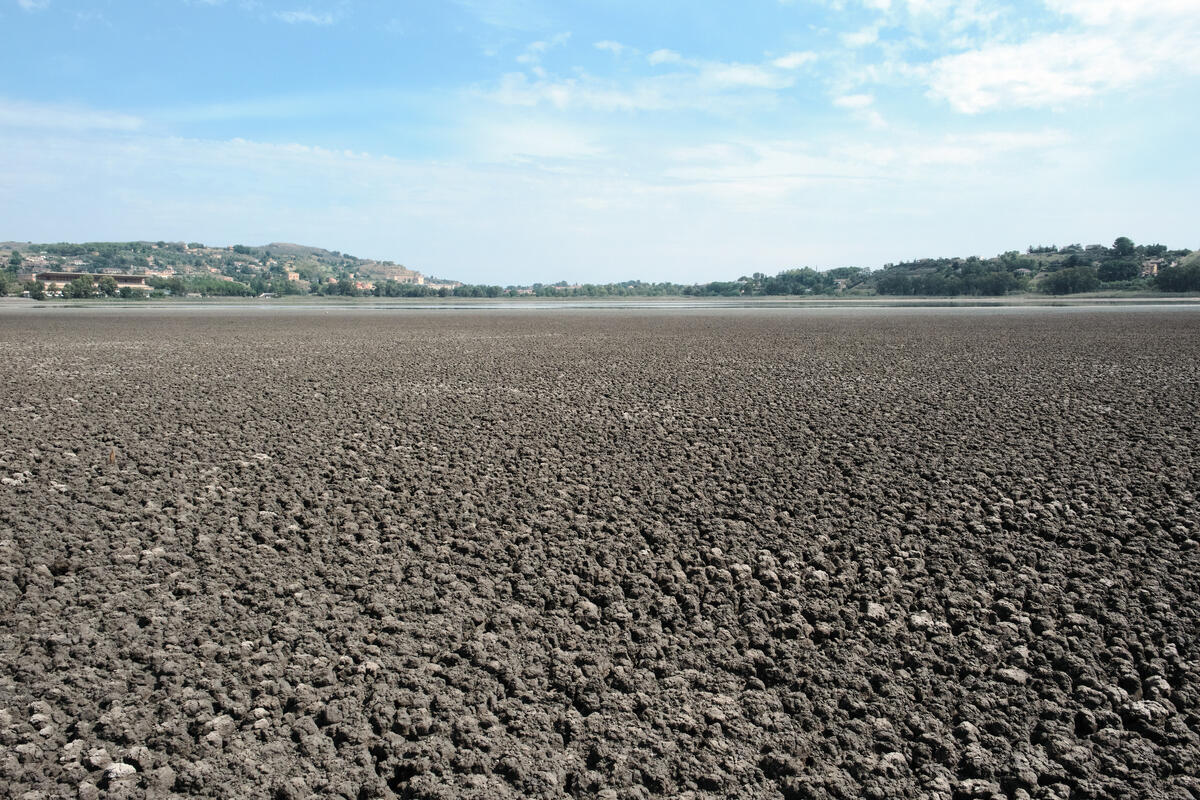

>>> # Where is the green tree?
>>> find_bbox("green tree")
[1155,262,1200,292]
[98,276,119,297]
[7,250,22,269]
[1097,260,1138,282]
[25,281,46,300]
[63,275,96,299]
[1042,266,1100,294]
[1112,236,1135,257]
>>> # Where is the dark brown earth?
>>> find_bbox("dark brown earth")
[2,307,1199,800]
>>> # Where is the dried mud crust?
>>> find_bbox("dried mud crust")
[1,309,1199,800]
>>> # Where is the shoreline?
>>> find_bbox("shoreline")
[3,293,1200,313]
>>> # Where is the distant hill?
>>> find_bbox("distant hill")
[857,238,1194,297]
[259,242,343,258]
[500,237,1196,298]
[0,240,437,294]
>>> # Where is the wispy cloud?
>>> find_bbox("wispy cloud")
[516,31,571,64]
[0,98,142,131]
[17,0,50,10]
[833,93,874,109]
[661,128,1073,192]
[594,40,626,55]
[155,89,408,124]
[275,10,335,25]
[772,51,817,69]
[927,33,1134,112]
[841,25,880,48]
[647,49,681,65]
[489,56,797,114]
[704,63,792,89]
[831,93,884,127]
[922,0,1200,112]
[73,9,111,29]
[451,0,549,31]
[489,41,812,116]
[472,118,606,162]
[1044,0,1200,26]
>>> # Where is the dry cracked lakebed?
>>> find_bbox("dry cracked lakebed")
[1,306,1199,799]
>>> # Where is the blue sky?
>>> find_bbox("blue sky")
[2,0,1197,283]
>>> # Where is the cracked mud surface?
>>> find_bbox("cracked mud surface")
[2,307,1199,799]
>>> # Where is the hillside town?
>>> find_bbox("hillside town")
[0,241,462,298]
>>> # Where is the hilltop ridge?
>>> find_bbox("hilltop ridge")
[0,240,459,297]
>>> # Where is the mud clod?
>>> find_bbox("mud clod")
[2,308,1199,798]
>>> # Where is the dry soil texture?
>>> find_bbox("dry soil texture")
[2,307,1199,800]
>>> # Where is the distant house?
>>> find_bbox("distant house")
[1141,259,1163,277]
[374,264,426,284]
[1015,268,1033,276]
[286,271,301,282]
[34,272,149,291]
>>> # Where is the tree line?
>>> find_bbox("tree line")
[4,235,1198,299]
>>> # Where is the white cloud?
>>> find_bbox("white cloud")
[516,32,571,64]
[17,0,50,9]
[451,0,548,31]
[702,63,792,89]
[904,129,1071,165]
[0,98,142,131]
[833,93,874,109]
[927,32,1166,112]
[157,89,403,124]
[489,44,808,114]
[841,25,880,47]
[921,0,1200,112]
[473,119,606,161]
[594,40,625,55]
[1045,0,1200,25]
[275,10,335,25]
[490,72,654,112]
[772,51,818,69]
[832,94,884,128]
[488,59,796,114]
[73,9,110,28]
[661,129,1072,195]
